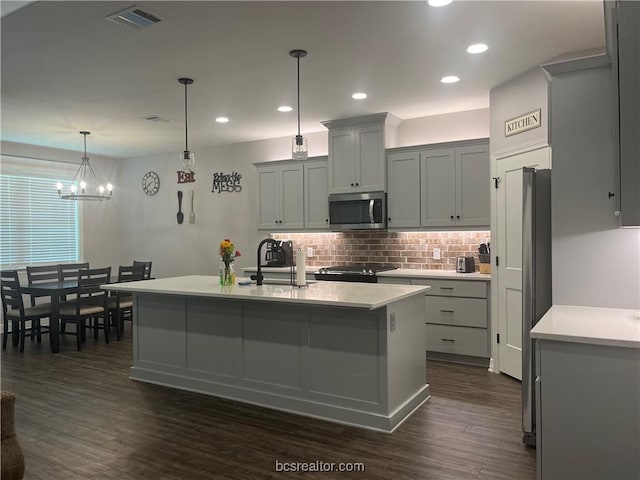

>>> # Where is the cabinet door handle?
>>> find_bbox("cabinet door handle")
[440,338,455,342]
[355,182,359,186]
[350,182,354,186]
[450,215,454,219]
[388,217,391,222]
[439,287,454,290]
[325,218,328,222]
[456,215,460,219]
[440,309,455,313]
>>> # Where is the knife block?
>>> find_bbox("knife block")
[479,254,491,274]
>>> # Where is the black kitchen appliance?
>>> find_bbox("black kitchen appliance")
[456,256,476,273]
[314,264,397,283]
[265,240,293,267]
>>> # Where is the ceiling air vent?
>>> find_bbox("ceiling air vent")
[106,5,164,30]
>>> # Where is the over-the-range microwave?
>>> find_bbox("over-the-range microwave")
[328,192,387,231]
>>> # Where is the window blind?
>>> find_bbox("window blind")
[0,174,79,269]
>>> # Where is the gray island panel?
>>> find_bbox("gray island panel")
[110,276,430,432]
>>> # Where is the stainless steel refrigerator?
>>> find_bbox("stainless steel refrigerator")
[522,167,552,447]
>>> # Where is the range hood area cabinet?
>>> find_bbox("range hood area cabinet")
[255,157,329,231]
[609,1,640,226]
[322,112,401,194]
[386,139,490,229]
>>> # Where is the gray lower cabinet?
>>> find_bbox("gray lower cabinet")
[536,339,640,480]
[379,276,490,365]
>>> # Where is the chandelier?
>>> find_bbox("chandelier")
[57,131,113,201]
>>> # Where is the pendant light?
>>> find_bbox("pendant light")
[178,77,195,171]
[57,131,113,201]
[290,49,308,160]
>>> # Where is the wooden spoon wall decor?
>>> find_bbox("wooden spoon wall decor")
[177,191,184,224]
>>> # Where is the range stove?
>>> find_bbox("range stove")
[314,264,397,283]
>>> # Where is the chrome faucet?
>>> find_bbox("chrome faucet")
[251,238,280,286]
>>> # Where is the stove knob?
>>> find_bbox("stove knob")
[367,269,374,275]
[361,268,367,275]
[319,268,327,274]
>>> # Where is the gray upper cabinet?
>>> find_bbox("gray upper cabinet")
[610,0,640,226]
[304,159,329,229]
[256,162,304,230]
[455,144,491,226]
[420,141,490,228]
[387,140,490,230]
[323,113,400,194]
[420,148,457,227]
[387,151,421,228]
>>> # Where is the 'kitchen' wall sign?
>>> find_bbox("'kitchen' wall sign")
[505,108,542,137]
[212,172,242,193]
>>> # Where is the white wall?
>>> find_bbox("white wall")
[398,108,490,147]
[548,64,640,309]
[489,68,549,156]
[2,110,488,278]
[1,140,123,270]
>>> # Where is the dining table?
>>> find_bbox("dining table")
[19,280,80,353]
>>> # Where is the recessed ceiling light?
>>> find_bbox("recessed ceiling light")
[467,43,489,54]
[215,117,229,123]
[440,75,460,84]
[428,0,453,7]
[277,106,293,112]
[352,92,367,100]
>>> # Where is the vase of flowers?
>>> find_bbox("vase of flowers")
[219,238,241,286]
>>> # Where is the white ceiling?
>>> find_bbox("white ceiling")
[1,1,605,159]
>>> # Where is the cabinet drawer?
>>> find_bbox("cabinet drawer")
[425,296,487,328]
[425,324,488,357]
[378,277,411,285]
[413,278,487,298]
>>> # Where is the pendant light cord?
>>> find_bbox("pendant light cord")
[297,54,301,137]
[184,82,189,152]
[83,132,87,157]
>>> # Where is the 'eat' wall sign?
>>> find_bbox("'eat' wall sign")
[505,108,542,137]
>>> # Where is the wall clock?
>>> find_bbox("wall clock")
[142,171,160,196]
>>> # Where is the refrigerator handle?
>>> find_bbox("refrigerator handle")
[522,167,536,439]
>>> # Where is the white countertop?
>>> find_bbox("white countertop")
[243,266,490,281]
[377,269,491,281]
[531,305,640,349]
[103,275,430,310]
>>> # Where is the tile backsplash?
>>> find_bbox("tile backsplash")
[272,231,491,270]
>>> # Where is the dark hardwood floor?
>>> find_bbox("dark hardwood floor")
[1,324,536,480]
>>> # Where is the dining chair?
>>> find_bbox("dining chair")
[107,264,145,340]
[1,270,50,352]
[25,264,59,306]
[58,262,90,283]
[57,262,89,333]
[58,267,110,351]
[133,260,152,279]
[25,265,58,340]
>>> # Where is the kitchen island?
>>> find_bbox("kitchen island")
[104,275,431,432]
